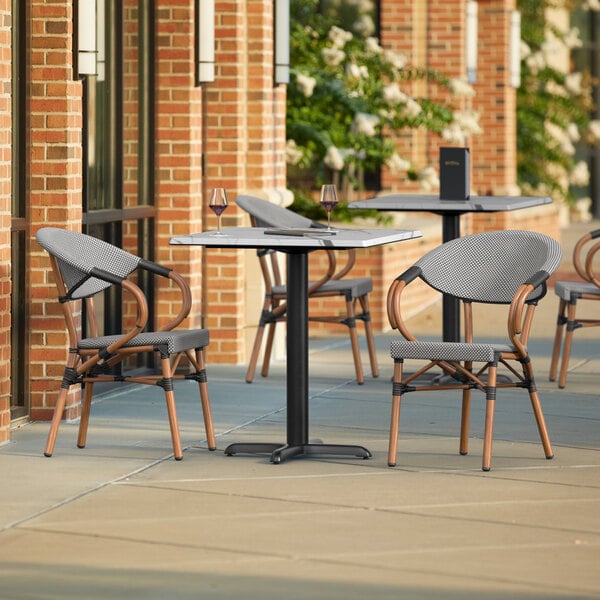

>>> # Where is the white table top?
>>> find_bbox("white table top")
[348,194,552,213]
[170,226,422,249]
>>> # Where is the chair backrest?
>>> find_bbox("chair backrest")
[416,230,562,304]
[36,227,141,300]
[236,195,316,229]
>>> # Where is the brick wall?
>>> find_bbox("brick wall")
[3,0,562,439]
[0,0,11,442]
[29,0,83,421]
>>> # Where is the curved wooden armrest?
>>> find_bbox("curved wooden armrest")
[507,282,536,354]
[102,278,149,353]
[307,248,337,294]
[157,269,193,332]
[331,248,356,280]
[386,273,418,341]
[585,241,600,288]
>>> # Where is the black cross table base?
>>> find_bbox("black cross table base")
[224,442,371,463]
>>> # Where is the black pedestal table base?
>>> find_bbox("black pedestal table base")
[224,442,371,463]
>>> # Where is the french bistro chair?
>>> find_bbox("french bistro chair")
[549,228,600,388]
[386,230,562,471]
[36,227,216,460]
[236,194,379,385]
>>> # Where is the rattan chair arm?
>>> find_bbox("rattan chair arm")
[507,282,536,352]
[307,249,337,294]
[104,278,148,351]
[331,248,356,280]
[584,241,600,288]
[386,267,420,340]
[157,269,193,332]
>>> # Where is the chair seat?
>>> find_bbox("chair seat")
[390,340,515,362]
[273,277,372,298]
[554,280,600,301]
[78,329,210,355]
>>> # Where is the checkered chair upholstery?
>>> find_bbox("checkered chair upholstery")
[549,229,600,388]
[236,194,378,385]
[36,227,216,460]
[386,230,562,471]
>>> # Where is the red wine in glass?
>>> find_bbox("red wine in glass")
[208,188,228,234]
[320,184,338,231]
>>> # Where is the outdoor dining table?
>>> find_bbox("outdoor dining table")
[170,225,422,463]
[348,194,552,342]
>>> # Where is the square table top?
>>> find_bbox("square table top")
[170,226,422,250]
[348,194,552,213]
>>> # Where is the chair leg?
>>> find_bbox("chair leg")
[482,362,497,471]
[260,322,277,378]
[388,359,404,467]
[459,388,471,456]
[246,319,267,383]
[549,299,567,382]
[345,298,365,384]
[523,360,554,461]
[558,301,578,388]
[76,382,94,449]
[195,349,216,450]
[44,386,69,457]
[359,295,379,378]
[160,355,183,460]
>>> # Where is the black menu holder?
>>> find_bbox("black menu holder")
[440,147,470,200]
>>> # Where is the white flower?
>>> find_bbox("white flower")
[449,78,475,99]
[418,166,439,191]
[382,83,407,106]
[526,51,546,74]
[542,32,564,60]
[567,123,581,143]
[588,120,600,141]
[545,80,567,98]
[441,124,467,145]
[328,26,352,49]
[295,73,316,98]
[348,63,369,79]
[583,0,600,9]
[353,15,375,37]
[321,47,345,67]
[399,98,422,119]
[385,153,411,174]
[570,161,590,186]
[384,49,408,70]
[365,37,382,54]
[520,41,532,60]
[323,146,345,171]
[565,72,582,95]
[352,112,380,137]
[563,27,583,49]
[545,122,576,156]
[451,110,482,135]
[285,140,303,166]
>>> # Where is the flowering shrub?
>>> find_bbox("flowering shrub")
[517,0,597,205]
[286,0,480,219]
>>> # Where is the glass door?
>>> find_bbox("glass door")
[83,0,156,366]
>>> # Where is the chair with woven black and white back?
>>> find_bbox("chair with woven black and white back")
[386,230,562,471]
[36,227,216,460]
[236,194,378,385]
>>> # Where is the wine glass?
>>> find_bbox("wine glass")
[208,188,228,235]
[320,184,338,231]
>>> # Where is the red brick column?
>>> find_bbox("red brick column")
[154,0,205,340]
[471,0,518,196]
[28,0,84,421]
[0,0,11,442]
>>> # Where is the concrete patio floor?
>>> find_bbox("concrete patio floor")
[1,221,599,599]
